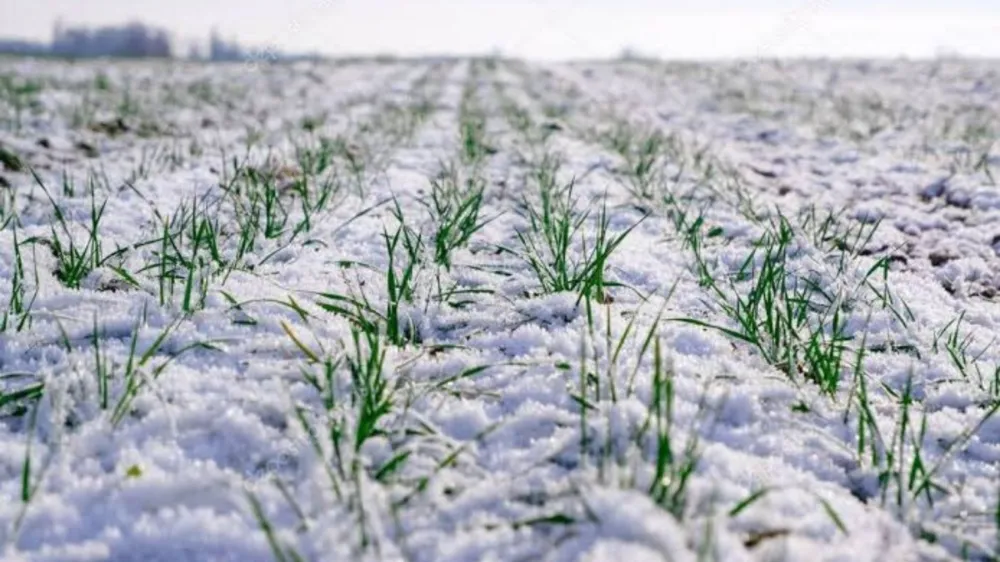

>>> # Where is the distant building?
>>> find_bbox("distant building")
[209,29,246,62]
[0,39,50,56]
[51,21,172,58]
[0,21,321,62]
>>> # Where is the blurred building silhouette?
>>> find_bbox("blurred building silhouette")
[208,29,246,62]
[0,21,319,62]
[0,39,50,56]
[51,21,172,58]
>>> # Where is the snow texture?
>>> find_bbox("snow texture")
[0,57,998,561]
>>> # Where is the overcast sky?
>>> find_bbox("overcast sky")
[3,0,999,60]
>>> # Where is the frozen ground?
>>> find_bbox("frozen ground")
[0,56,998,561]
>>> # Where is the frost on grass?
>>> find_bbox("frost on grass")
[0,57,999,561]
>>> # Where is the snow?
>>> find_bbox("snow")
[0,56,998,561]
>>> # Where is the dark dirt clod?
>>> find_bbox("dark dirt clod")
[928,252,956,267]
[75,141,100,158]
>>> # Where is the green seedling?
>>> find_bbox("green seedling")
[420,167,494,270]
[513,176,644,303]
[318,205,424,346]
[28,170,127,289]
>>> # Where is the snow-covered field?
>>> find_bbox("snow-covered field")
[0,56,999,561]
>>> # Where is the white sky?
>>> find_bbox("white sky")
[2,0,999,60]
